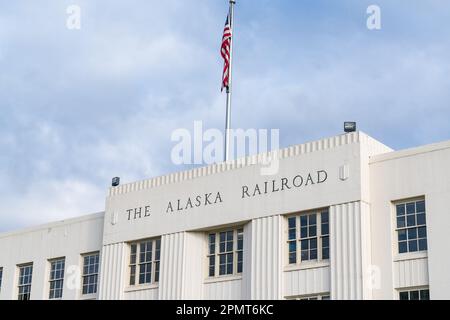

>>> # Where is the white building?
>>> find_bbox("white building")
[1,131,449,300]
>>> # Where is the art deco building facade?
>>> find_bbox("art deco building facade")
[0,131,449,300]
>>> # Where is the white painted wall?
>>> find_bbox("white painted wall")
[0,213,104,300]
[370,140,450,299]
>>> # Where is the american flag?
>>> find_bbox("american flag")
[221,12,232,92]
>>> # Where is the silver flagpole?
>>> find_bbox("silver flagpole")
[224,0,235,162]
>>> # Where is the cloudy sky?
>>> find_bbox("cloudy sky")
[1,0,449,232]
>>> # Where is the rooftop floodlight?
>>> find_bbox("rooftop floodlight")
[112,177,120,187]
[344,122,356,133]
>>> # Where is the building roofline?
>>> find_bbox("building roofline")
[370,139,450,164]
[108,131,391,197]
[0,211,105,239]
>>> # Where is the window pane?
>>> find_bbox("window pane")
[301,250,308,261]
[398,229,407,241]
[409,290,419,300]
[310,249,317,260]
[139,273,145,284]
[406,215,416,227]
[227,253,233,265]
[396,204,405,216]
[420,290,429,300]
[309,214,316,225]
[408,240,418,252]
[289,252,296,264]
[399,292,409,300]
[288,217,296,228]
[301,240,308,250]
[417,226,427,238]
[418,239,427,251]
[300,227,308,238]
[399,241,407,253]
[408,228,417,240]
[416,213,426,225]
[322,236,329,248]
[219,264,226,275]
[310,238,317,249]
[300,215,307,226]
[397,217,405,228]
[226,263,233,274]
[226,240,233,252]
[406,203,415,214]
[130,265,136,285]
[309,225,317,237]
[321,223,329,235]
[321,211,329,223]
[416,201,425,213]
[288,229,296,240]
[322,248,329,260]
[289,241,296,252]
[237,231,243,250]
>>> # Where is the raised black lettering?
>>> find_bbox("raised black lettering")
[272,180,280,192]
[242,185,250,198]
[317,170,328,183]
[204,193,212,205]
[195,195,202,207]
[305,173,315,186]
[293,175,303,187]
[253,184,261,196]
[126,209,133,220]
[185,197,193,209]
[166,202,173,213]
[281,177,291,190]
[214,192,223,204]
[134,207,142,219]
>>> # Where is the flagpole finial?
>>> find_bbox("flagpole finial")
[230,0,236,4]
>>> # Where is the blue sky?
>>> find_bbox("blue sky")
[1,0,449,232]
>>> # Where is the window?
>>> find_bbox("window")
[18,263,33,300]
[287,209,329,265]
[129,238,161,286]
[399,288,429,300]
[287,293,331,300]
[49,258,65,299]
[0,267,3,292]
[208,228,243,277]
[396,199,427,254]
[82,252,99,295]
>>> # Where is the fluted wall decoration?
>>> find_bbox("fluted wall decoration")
[98,242,126,300]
